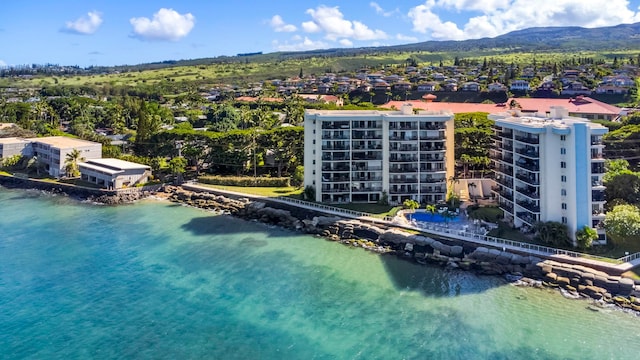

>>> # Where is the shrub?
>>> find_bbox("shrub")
[575,226,597,249]
[198,175,290,187]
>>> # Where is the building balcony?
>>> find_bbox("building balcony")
[389,125,418,130]
[321,188,350,193]
[591,152,605,161]
[351,176,383,181]
[515,147,539,158]
[322,164,350,172]
[499,202,514,214]
[515,135,540,144]
[352,187,383,193]
[420,146,445,152]
[322,145,350,151]
[390,178,419,184]
[322,134,350,140]
[389,167,419,173]
[591,164,605,174]
[498,190,514,202]
[352,154,383,160]
[322,155,351,161]
[592,180,605,189]
[516,212,538,226]
[420,187,445,194]
[389,188,419,194]
[494,176,512,187]
[390,157,419,163]
[390,146,418,152]
[422,177,446,184]
[390,136,419,141]
[515,160,540,172]
[516,173,540,186]
[516,187,540,200]
[494,165,514,175]
[516,199,540,213]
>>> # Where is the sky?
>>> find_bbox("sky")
[2,0,640,67]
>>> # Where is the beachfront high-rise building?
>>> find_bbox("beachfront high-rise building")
[304,104,454,205]
[489,107,609,244]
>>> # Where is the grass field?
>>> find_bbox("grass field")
[195,183,303,198]
[4,49,638,90]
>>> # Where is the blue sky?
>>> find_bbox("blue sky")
[1,0,640,67]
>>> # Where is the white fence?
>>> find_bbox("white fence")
[273,195,636,264]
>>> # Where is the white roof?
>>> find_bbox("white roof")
[78,162,123,175]
[0,137,31,145]
[84,158,150,171]
[29,136,100,149]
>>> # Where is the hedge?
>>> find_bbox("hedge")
[198,175,290,187]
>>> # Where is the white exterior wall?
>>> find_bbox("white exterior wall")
[490,110,608,244]
[304,106,454,205]
[0,140,32,159]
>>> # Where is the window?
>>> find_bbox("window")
[560,161,566,169]
[562,216,568,224]
[561,175,567,182]
[560,147,566,155]
[560,135,566,141]
[561,189,567,196]
[562,203,567,210]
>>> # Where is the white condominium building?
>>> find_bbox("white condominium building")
[29,136,102,178]
[304,104,455,205]
[490,107,608,244]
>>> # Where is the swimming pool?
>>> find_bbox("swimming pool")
[405,211,461,223]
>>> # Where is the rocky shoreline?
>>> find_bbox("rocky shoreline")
[164,186,640,315]
[3,179,639,314]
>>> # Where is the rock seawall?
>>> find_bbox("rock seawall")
[163,186,640,313]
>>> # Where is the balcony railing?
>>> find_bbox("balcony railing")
[390,157,419,163]
[516,187,540,199]
[322,145,350,150]
[389,167,419,173]
[515,136,540,144]
[516,161,540,172]
[591,165,605,174]
[422,177,446,183]
[516,212,538,225]
[390,178,419,184]
[515,148,539,158]
[516,173,540,185]
[499,202,514,213]
[517,199,540,213]
[351,176,383,181]
[498,190,514,201]
[420,187,445,194]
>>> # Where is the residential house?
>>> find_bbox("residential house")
[460,81,481,92]
[510,80,530,91]
[488,82,507,92]
[417,82,438,92]
[79,158,151,189]
[0,137,32,159]
[561,82,592,96]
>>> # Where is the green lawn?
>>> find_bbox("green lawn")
[467,206,503,223]
[195,183,303,198]
[331,203,402,218]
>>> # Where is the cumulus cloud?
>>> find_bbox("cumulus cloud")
[269,15,297,32]
[339,38,353,46]
[273,37,329,51]
[130,8,195,41]
[63,11,103,35]
[370,2,399,17]
[396,34,419,42]
[302,5,388,40]
[409,0,640,40]
[0,59,7,67]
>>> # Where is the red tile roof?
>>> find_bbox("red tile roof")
[381,97,621,116]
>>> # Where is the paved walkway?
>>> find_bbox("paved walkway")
[181,183,638,274]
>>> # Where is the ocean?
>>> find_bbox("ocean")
[1,188,638,359]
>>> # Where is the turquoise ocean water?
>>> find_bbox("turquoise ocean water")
[1,188,639,359]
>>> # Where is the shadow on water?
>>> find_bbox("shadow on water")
[180,215,301,238]
[378,252,507,298]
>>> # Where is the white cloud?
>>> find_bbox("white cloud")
[0,59,7,67]
[273,37,329,51]
[339,38,353,46]
[370,2,399,17]
[303,5,388,41]
[130,8,195,41]
[64,11,103,35]
[408,0,640,40]
[269,15,297,32]
[396,34,418,42]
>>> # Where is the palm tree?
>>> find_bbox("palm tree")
[64,148,84,178]
[403,199,420,220]
[426,204,437,220]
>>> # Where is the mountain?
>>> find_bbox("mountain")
[274,22,640,58]
[84,22,640,72]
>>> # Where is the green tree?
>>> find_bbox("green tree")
[64,148,85,178]
[604,204,640,244]
[575,226,598,249]
[533,221,571,246]
[169,156,187,185]
[425,204,437,220]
